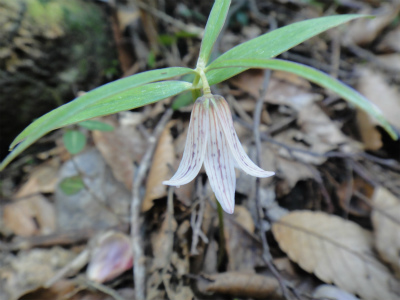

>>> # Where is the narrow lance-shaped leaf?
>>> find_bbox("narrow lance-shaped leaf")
[206,14,366,85]
[207,58,397,140]
[0,80,192,171]
[11,67,194,148]
[78,120,114,131]
[197,0,231,67]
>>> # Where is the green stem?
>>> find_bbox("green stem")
[194,67,212,95]
[191,73,202,101]
[216,199,226,269]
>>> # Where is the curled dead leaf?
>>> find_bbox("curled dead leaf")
[197,272,281,299]
[272,210,400,300]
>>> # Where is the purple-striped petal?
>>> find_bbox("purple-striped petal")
[163,97,209,186]
[204,101,236,214]
[212,95,275,178]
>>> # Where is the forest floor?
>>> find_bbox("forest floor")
[1,0,400,300]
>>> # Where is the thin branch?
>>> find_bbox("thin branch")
[190,180,209,255]
[81,276,127,300]
[131,108,173,300]
[134,0,203,37]
[253,69,292,300]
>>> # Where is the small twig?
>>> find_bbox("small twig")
[45,248,90,288]
[281,52,351,79]
[0,224,128,251]
[162,186,175,276]
[81,276,127,300]
[161,186,175,299]
[131,108,173,300]
[234,115,400,172]
[190,180,209,255]
[252,70,291,300]
[134,0,203,37]
[342,158,354,218]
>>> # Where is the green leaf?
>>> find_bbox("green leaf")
[11,67,193,149]
[59,175,85,195]
[56,81,192,127]
[207,58,398,140]
[78,120,114,131]
[63,130,87,154]
[172,91,193,110]
[197,0,231,67]
[1,79,192,171]
[206,14,365,85]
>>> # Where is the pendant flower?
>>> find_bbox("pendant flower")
[163,94,274,214]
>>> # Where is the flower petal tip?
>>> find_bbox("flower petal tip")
[162,180,179,187]
[259,171,275,178]
[225,207,234,214]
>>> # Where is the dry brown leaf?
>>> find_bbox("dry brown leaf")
[55,149,130,230]
[234,205,255,233]
[343,4,400,45]
[224,213,264,271]
[276,156,315,193]
[272,210,400,300]
[371,187,400,278]
[197,272,281,299]
[19,280,77,300]
[230,69,311,106]
[3,194,56,236]
[356,109,382,151]
[15,159,59,198]
[356,67,400,130]
[0,247,76,300]
[297,101,347,150]
[377,24,400,52]
[150,212,177,270]
[92,118,146,191]
[142,121,175,211]
[376,53,400,73]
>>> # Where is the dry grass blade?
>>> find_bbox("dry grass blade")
[371,187,400,279]
[272,210,400,300]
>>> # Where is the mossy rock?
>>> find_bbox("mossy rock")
[0,0,119,159]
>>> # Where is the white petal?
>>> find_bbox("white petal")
[163,97,209,186]
[204,102,236,214]
[213,95,275,178]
